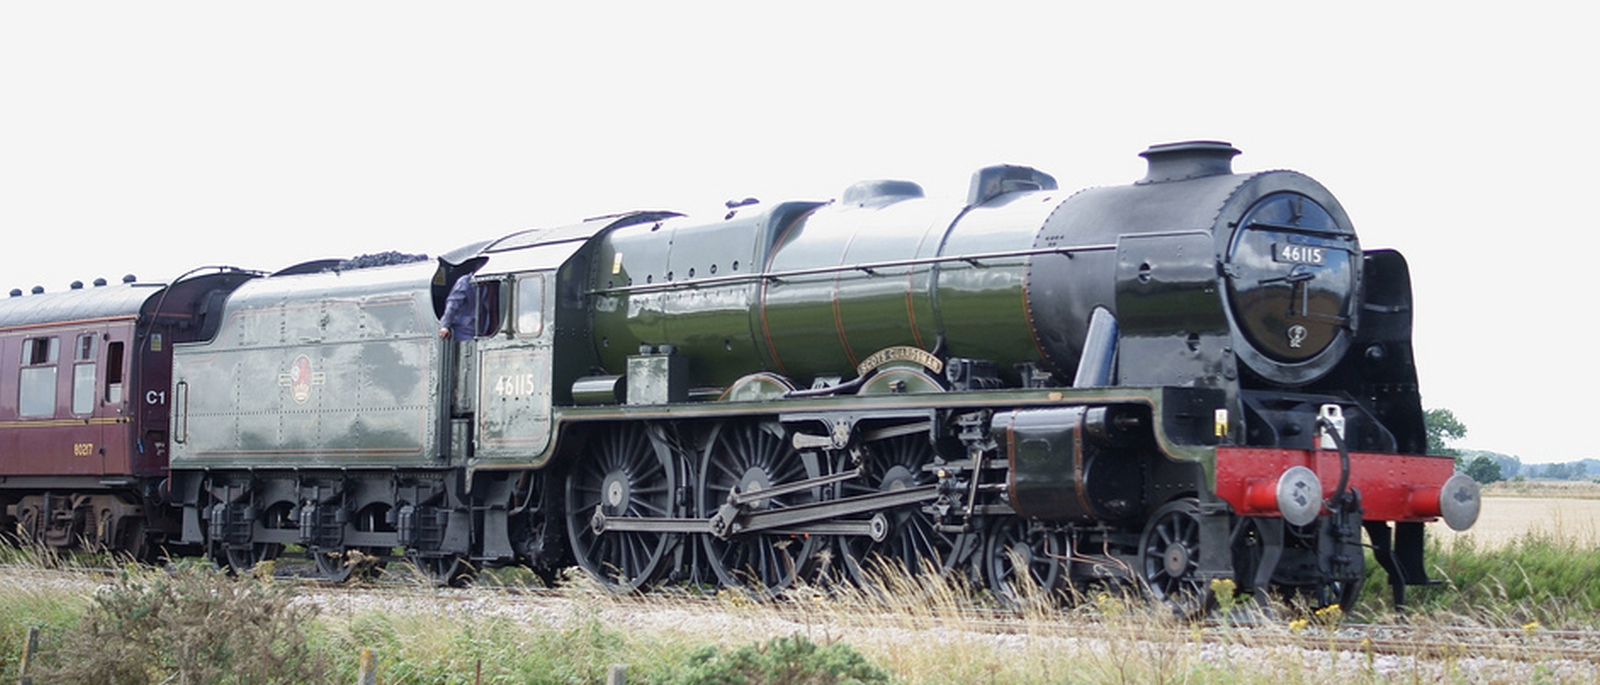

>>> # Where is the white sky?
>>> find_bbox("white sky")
[2,3,1592,463]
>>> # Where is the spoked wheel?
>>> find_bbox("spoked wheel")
[564,423,677,592]
[983,519,1065,609]
[698,420,821,598]
[1139,498,1211,617]
[836,434,957,587]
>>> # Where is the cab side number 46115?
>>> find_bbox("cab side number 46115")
[494,374,538,397]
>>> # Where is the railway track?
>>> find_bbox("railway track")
[9,560,1599,676]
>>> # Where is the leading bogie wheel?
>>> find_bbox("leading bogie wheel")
[1138,498,1212,617]
[983,519,1065,609]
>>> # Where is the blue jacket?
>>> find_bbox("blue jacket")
[440,276,477,341]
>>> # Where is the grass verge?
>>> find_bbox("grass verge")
[1,538,1598,683]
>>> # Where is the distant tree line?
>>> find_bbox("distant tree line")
[1425,407,1597,484]
[1520,458,1600,481]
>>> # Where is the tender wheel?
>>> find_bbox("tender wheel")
[564,424,677,592]
[1139,498,1211,617]
[314,548,354,582]
[217,538,283,575]
[407,554,469,586]
[836,434,957,586]
[697,421,821,598]
[315,504,389,582]
[214,502,287,576]
[983,519,1064,609]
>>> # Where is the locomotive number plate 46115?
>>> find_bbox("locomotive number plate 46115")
[1273,243,1326,265]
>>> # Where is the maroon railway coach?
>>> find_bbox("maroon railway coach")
[1,270,257,557]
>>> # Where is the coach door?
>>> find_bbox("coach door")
[474,271,554,463]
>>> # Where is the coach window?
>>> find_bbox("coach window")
[105,341,125,404]
[72,334,98,415]
[18,336,59,418]
[516,274,545,337]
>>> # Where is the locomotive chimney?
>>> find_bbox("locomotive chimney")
[1137,140,1240,184]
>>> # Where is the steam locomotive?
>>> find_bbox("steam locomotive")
[0,141,1478,612]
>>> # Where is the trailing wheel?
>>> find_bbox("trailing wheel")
[697,420,821,597]
[564,423,677,592]
[1138,498,1211,617]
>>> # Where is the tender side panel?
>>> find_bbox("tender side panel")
[172,271,444,467]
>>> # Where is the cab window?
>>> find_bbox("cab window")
[516,274,545,337]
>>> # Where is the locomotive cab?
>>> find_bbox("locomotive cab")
[468,267,557,462]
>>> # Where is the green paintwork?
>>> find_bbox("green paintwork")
[760,199,949,381]
[933,192,1061,380]
[590,213,767,387]
[170,262,445,468]
[585,189,1068,392]
[997,406,1089,521]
